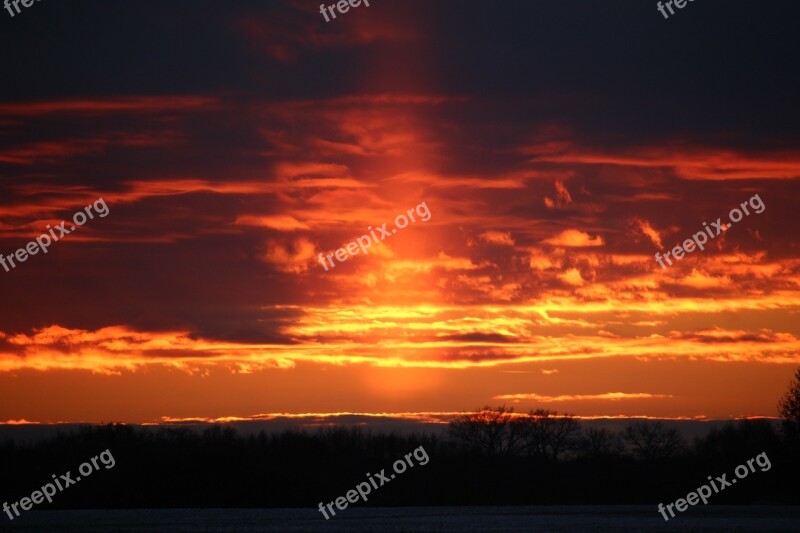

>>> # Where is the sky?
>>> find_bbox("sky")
[1,0,799,425]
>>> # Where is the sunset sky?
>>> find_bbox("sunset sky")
[1,0,799,424]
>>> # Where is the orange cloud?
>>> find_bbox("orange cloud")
[263,238,317,273]
[558,268,586,286]
[0,96,217,116]
[235,215,310,231]
[542,229,604,247]
[525,142,800,180]
[493,392,672,402]
[544,179,573,208]
[633,218,664,248]
[4,306,800,376]
[0,139,111,165]
[0,419,41,425]
[682,269,734,289]
[479,231,515,246]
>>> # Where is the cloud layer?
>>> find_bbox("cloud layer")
[1,0,799,423]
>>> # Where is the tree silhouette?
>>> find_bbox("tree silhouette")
[518,409,581,460]
[580,428,625,459]
[778,367,800,444]
[0,413,795,507]
[694,419,780,463]
[623,421,684,461]
[449,405,524,456]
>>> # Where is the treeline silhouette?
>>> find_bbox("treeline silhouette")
[0,411,798,508]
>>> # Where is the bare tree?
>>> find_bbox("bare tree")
[449,405,524,456]
[778,367,800,443]
[623,421,684,461]
[518,409,581,460]
[580,428,625,458]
